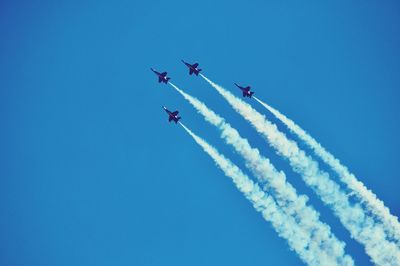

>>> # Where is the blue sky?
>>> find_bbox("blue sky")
[1,1,399,265]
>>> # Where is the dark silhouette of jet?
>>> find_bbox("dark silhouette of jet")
[235,83,255,98]
[151,68,170,84]
[163,106,181,123]
[181,60,202,76]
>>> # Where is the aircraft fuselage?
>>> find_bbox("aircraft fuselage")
[235,83,254,98]
[163,106,180,123]
[181,60,201,76]
[151,68,170,83]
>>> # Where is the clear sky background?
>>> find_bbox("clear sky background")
[1,1,399,265]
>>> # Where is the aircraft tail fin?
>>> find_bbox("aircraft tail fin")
[174,117,181,123]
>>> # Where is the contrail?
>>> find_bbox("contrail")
[170,83,353,265]
[253,96,400,244]
[200,75,400,265]
[179,122,339,266]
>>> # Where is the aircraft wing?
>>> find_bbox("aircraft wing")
[172,111,179,116]
[168,116,173,122]
[161,72,167,76]
[189,69,194,75]
[158,77,163,83]
[244,86,251,92]
[193,63,199,68]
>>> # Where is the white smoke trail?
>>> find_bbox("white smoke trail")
[200,75,400,265]
[170,83,353,265]
[179,122,337,266]
[253,96,400,244]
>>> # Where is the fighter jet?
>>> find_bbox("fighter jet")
[181,60,202,76]
[235,83,255,98]
[163,106,181,123]
[151,68,170,84]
